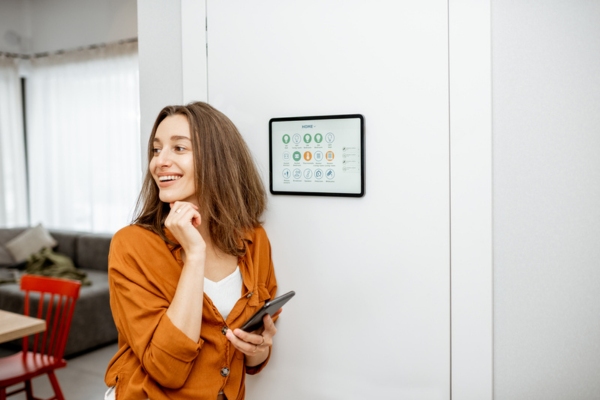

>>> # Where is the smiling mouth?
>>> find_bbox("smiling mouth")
[159,175,181,182]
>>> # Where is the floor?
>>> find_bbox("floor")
[0,342,118,399]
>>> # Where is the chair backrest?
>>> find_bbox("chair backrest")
[19,275,81,361]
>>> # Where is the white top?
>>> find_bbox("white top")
[204,266,243,320]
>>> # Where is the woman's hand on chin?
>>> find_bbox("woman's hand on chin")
[165,201,205,257]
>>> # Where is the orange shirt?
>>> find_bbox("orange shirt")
[104,225,277,400]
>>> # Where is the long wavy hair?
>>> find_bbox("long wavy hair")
[133,102,267,257]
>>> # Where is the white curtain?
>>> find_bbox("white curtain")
[0,56,28,227]
[26,42,141,233]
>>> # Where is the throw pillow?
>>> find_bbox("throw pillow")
[4,224,58,263]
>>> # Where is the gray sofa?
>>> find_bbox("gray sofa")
[0,228,117,358]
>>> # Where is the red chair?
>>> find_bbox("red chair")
[0,275,81,400]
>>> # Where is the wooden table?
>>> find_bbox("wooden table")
[0,310,46,344]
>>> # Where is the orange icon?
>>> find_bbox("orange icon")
[303,151,312,161]
[326,151,335,161]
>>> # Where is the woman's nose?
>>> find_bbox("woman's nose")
[156,149,172,166]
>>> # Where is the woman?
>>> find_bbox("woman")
[104,102,278,400]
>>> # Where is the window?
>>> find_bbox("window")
[0,56,28,227]
[5,41,141,233]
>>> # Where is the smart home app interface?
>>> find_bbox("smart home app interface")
[271,117,362,195]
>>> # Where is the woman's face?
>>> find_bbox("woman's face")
[149,114,198,206]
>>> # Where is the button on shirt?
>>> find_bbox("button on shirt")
[104,225,278,400]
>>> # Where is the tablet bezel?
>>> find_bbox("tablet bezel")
[269,114,365,197]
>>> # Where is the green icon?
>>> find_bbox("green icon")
[303,134,312,143]
[282,134,290,144]
[314,133,323,143]
[293,151,302,162]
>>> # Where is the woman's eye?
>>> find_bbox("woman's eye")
[175,146,186,152]
[152,148,161,155]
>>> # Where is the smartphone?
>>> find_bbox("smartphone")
[240,290,295,332]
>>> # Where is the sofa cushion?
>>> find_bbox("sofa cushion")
[4,224,57,263]
[76,233,112,272]
[48,231,79,263]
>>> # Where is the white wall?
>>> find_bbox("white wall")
[492,1,600,399]
[29,0,137,54]
[0,0,136,54]
[208,2,451,399]
[0,0,30,53]
[449,1,493,398]
[136,1,184,164]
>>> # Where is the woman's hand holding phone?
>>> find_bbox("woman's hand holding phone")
[227,291,294,366]
[225,309,282,367]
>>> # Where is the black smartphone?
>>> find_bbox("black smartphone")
[240,290,295,332]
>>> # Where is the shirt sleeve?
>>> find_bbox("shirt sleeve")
[108,227,203,389]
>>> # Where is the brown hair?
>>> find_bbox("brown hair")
[133,102,267,257]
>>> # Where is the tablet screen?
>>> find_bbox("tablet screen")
[269,114,364,197]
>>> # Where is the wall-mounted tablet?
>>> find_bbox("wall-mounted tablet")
[269,114,364,197]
